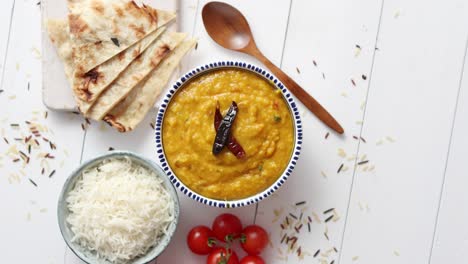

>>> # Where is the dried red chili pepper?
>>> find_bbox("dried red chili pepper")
[213,101,245,158]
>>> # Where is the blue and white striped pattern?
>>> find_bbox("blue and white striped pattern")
[155,61,302,208]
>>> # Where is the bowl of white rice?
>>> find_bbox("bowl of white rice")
[57,151,179,264]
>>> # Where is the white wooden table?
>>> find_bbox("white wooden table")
[1,0,468,263]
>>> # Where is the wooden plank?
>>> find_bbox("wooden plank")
[254,0,383,263]
[0,0,15,89]
[78,0,291,263]
[339,1,468,263]
[430,38,468,264]
[0,0,85,263]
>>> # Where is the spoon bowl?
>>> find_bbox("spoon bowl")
[202,2,254,51]
[202,1,344,134]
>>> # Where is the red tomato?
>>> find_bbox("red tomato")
[240,225,269,255]
[187,226,216,255]
[212,214,243,242]
[240,255,265,264]
[206,248,239,264]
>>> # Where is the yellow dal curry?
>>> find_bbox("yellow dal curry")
[162,69,294,200]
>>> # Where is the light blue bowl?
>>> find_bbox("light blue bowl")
[57,150,180,264]
[155,61,303,208]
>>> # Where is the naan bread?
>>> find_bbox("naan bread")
[85,31,187,120]
[72,27,166,103]
[47,19,74,84]
[68,0,175,75]
[104,39,196,132]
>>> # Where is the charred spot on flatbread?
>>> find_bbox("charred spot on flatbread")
[68,14,88,34]
[113,4,124,17]
[129,24,147,39]
[150,45,170,67]
[103,115,127,132]
[90,0,104,14]
[80,69,102,100]
[132,46,141,58]
[142,4,158,23]
[117,51,126,61]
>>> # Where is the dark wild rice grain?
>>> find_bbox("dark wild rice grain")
[323,208,335,214]
[49,170,56,178]
[29,179,37,187]
[289,213,298,220]
[295,201,306,206]
[295,224,302,233]
[325,132,330,139]
[325,215,334,222]
[314,249,320,258]
[358,160,369,165]
[280,234,287,244]
[337,163,344,173]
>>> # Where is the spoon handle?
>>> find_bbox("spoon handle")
[252,51,344,134]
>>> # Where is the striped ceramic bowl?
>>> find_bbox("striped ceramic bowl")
[155,61,302,208]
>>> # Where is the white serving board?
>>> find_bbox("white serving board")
[41,0,179,111]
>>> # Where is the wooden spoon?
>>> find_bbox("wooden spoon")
[202,2,344,134]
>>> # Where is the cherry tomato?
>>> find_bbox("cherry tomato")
[206,248,239,264]
[212,213,243,242]
[239,255,265,264]
[187,226,216,255]
[240,225,269,255]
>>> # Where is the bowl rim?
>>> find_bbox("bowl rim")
[155,61,303,208]
[57,150,180,264]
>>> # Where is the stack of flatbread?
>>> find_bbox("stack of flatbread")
[47,0,196,132]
